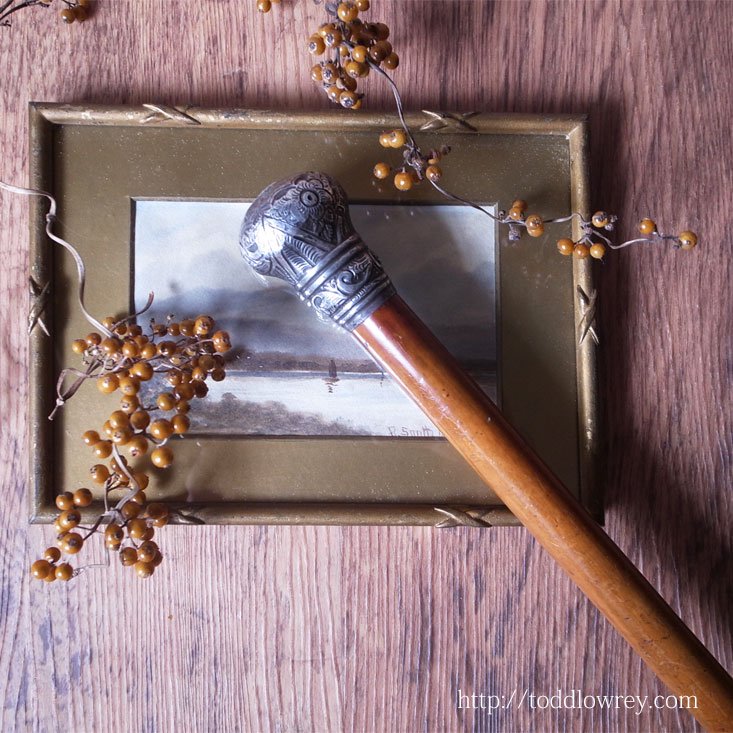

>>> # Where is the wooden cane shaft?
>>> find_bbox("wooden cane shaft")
[353,295,733,732]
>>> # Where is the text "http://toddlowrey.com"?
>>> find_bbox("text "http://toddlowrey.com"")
[457,689,698,716]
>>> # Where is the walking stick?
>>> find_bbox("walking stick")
[239,172,733,731]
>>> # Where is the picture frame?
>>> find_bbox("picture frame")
[28,103,599,527]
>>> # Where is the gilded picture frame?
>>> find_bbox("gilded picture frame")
[28,103,599,527]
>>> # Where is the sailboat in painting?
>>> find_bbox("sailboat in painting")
[325,358,340,393]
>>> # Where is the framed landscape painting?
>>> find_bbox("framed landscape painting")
[28,104,599,526]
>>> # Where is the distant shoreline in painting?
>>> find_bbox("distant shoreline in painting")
[133,199,498,437]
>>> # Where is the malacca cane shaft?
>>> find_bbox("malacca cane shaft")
[239,172,733,731]
[354,294,733,732]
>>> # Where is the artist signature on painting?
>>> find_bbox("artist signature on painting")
[386,425,437,437]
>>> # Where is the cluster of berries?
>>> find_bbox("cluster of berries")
[503,202,699,259]
[555,214,697,259]
[32,313,231,582]
[55,0,89,24]
[76,314,231,469]
[373,129,450,192]
[553,210,617,259]
[0,0,91,26]
[308,1,398,110]
[32,480,169,582]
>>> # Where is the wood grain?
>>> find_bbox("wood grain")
[1,1,731,731]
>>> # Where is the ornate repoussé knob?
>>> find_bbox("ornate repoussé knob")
[239,171,395,331]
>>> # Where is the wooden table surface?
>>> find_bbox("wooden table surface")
[1,1,731,731]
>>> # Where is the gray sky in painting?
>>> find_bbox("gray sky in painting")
[133,200,496,364]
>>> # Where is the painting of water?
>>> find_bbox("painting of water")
[133,200,497,437]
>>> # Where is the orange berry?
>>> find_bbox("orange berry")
[151,446,174,469]
[92,440,113,459]
[175,382,195,401]
[90,464,110,484]
[383,52,399,70]
[373,162,391,180]
[345,60,368,79]
[351,44,368,63]
[639,218,657,235]
[337,2,358,22]
[100,337,122,356]
[111,427,133,445]
[119,395,139,414]
[137,541,159,564]
[127,518,148,540]
[97,374,119,394]
[55,563,74,581]
[140,343,157,360]
[150,419,174,441]
[678,230,698,250]
[179,319,195,337]
[82,430,100,446]
[194,315,214,336]
[31,559,53,580]
[557,238,575,256]
[130,361,153,381]
[58,509,81,530]
[574,243,591,259]
[171,414,190,434]
[127,435,149,458]
[388,129,406,148]
[134,561,155,578]
[118,376,140,396]
[323,28,343,48]
[156,393,177,411]
[589,243,606,259]
[73,488,93,507]
[525,214,544,237]
[339,90,360,109]
[121,501,141,520]
[591,211,610,228]
[56,491,74,511]
[109,410,129,429]
[129,410,150,431]
[43,546,62,563]
[374,22,389,40]
[308,35,325,55]
[394,172,413,191]
[146,502,169,521]
[122,340,139,359]
[120,547,138,566]
[425,165,442,182]
[337,74,358,92]
[60,532,84,554]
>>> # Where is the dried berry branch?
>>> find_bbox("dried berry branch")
[1,180,233,582]
[263,0,699,259]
